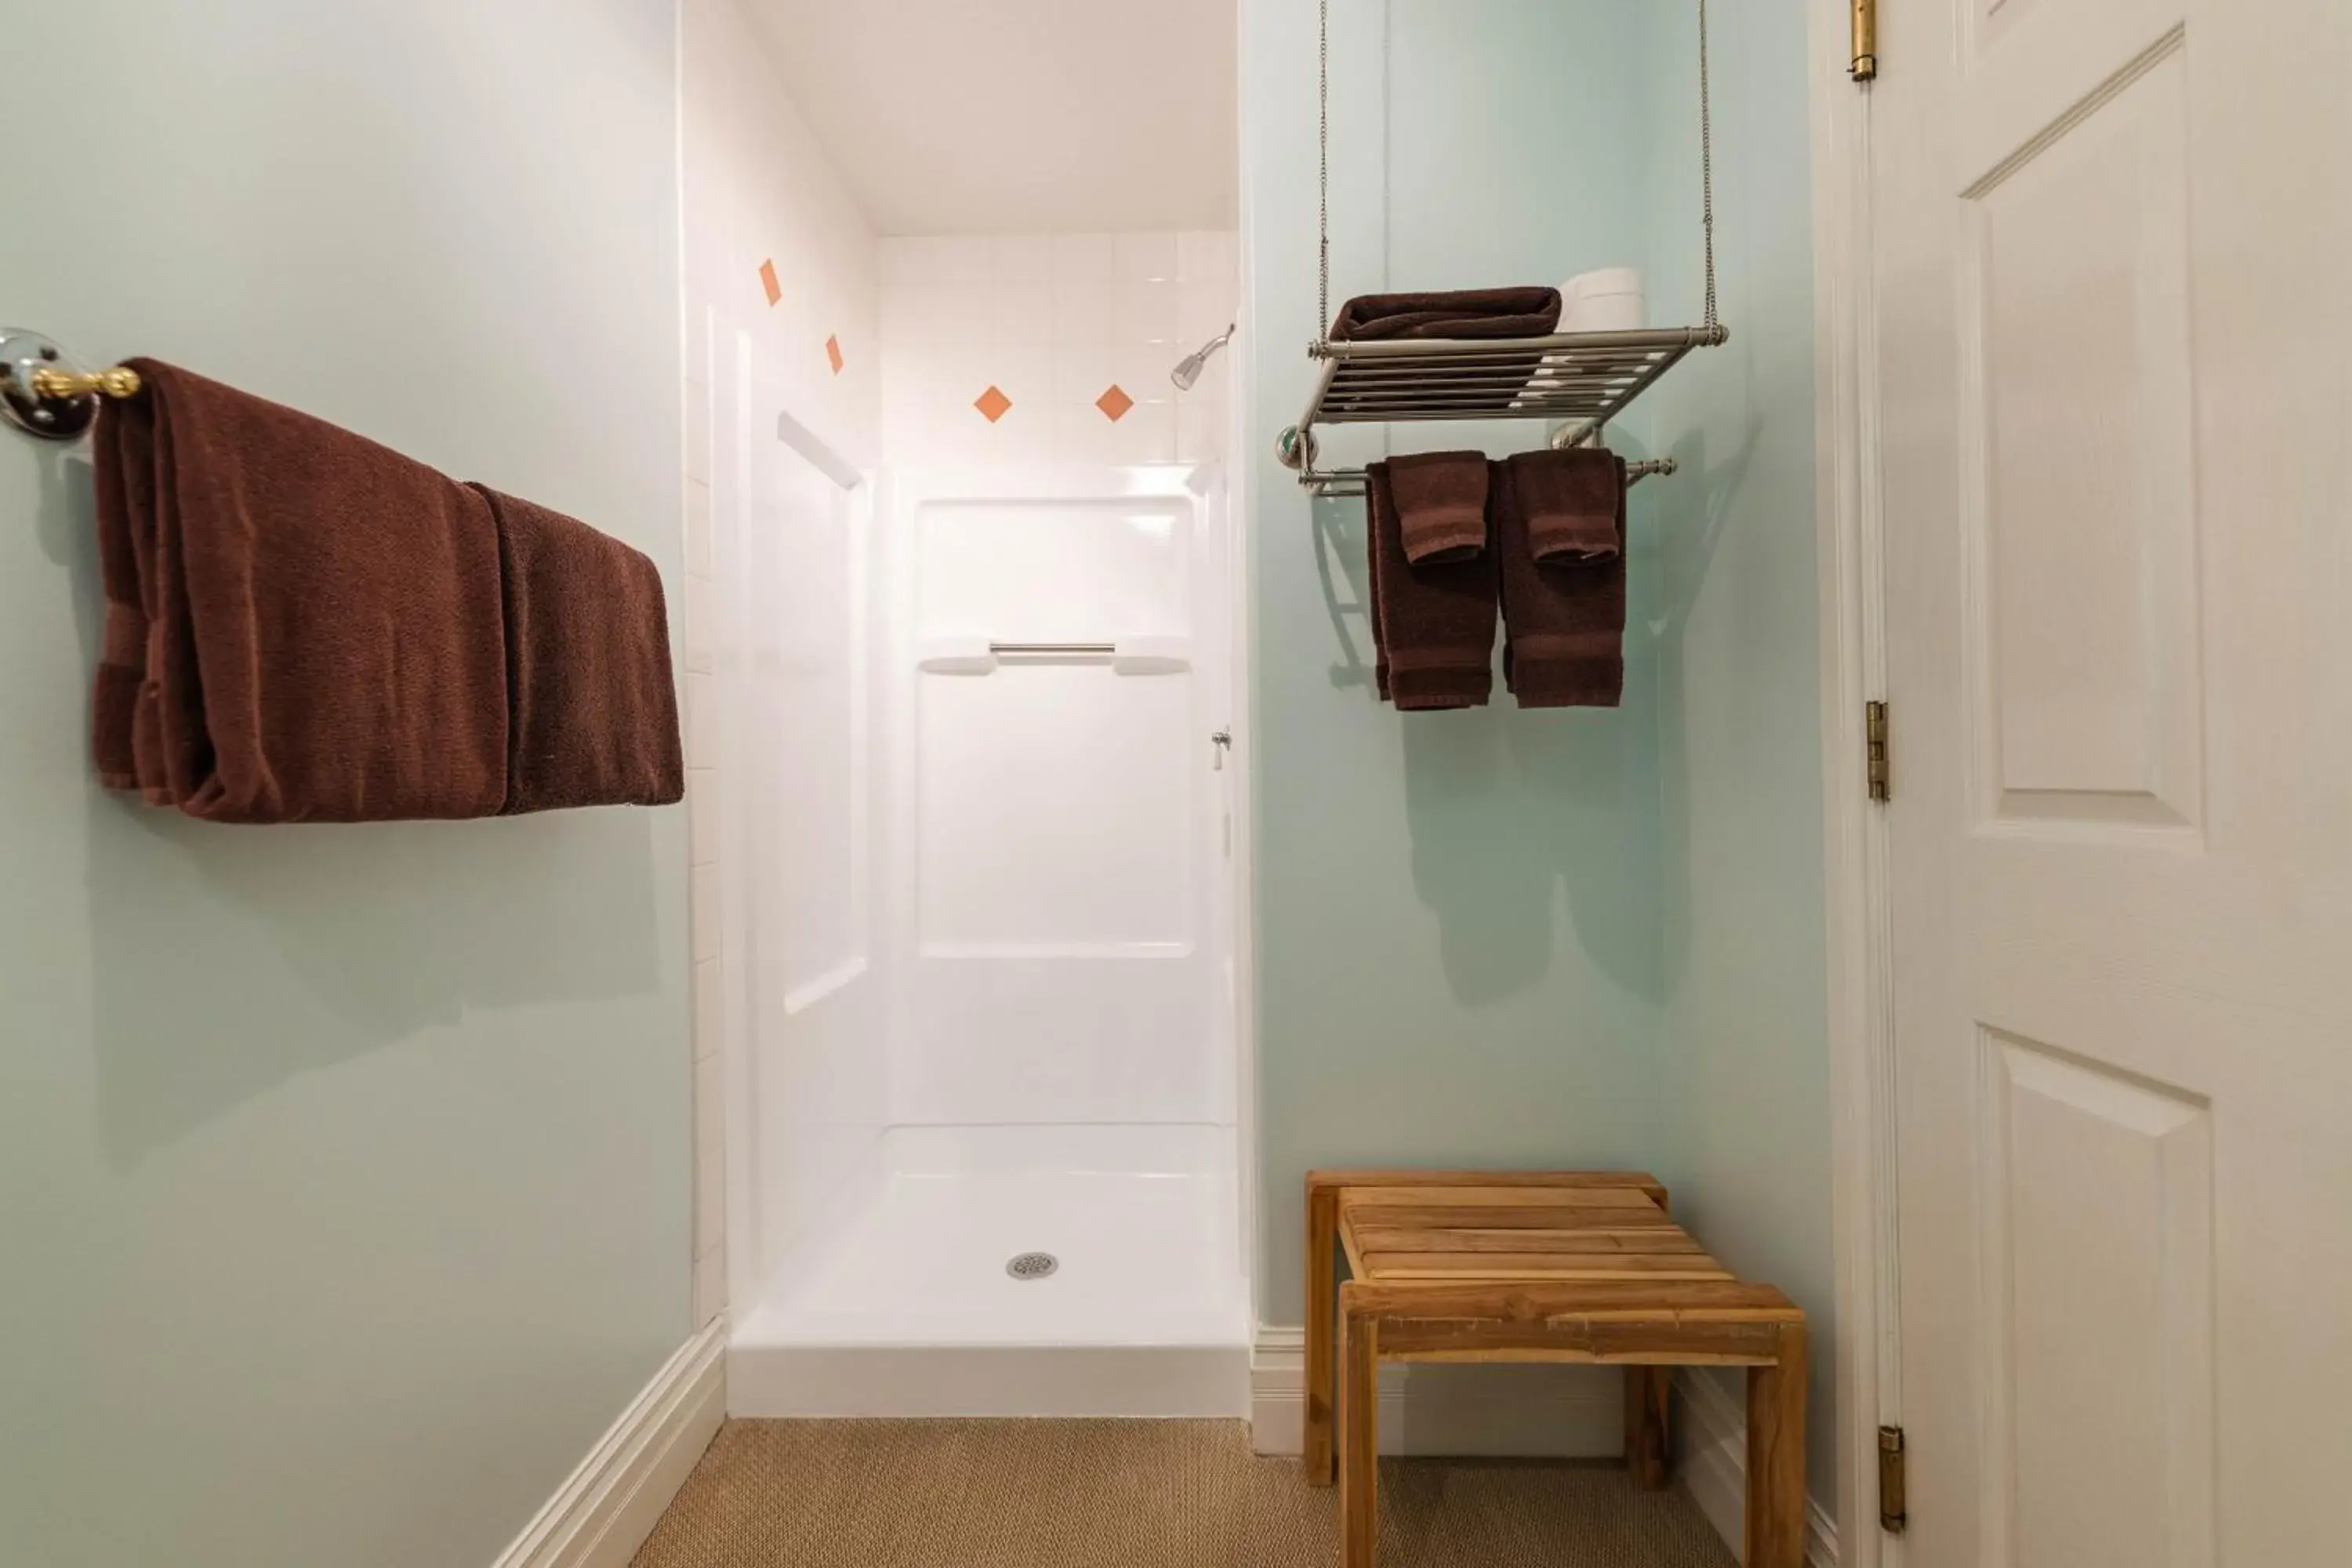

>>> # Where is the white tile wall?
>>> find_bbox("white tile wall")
[690,862,720,964]
[692,1048,724,1258]
[880,230,1238,473]
[679,0,885,1334]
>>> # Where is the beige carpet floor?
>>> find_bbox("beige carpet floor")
[633,1420,1736,1568]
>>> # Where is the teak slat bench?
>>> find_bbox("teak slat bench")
[1303,1170,1807,1568]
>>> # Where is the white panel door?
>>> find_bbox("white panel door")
[1872,0,2352,1562]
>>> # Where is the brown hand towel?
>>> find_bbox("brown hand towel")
[1330,287,1565,342]
[90,361,510,821]
[1386,451,1490,564]
[1367,460,1497,710]
[471,486,685,815]
[1497,456,1626,708]
[1507,448,1624,562]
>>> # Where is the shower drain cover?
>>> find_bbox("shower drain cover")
[1005,1251,1059,1282]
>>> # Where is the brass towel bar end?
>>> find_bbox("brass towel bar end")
[29,364,142,401]
[2,328,140,441]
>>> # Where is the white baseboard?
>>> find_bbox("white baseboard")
[1247,1327,1621,1459]
[1675,1368,1839,1568]
[491,1316,727,1568]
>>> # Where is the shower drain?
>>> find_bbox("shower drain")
[1005,1250,1059,1282]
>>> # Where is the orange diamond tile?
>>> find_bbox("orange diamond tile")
[826,334,844,375]
[758,259,781,306]
[974,384,1012,423]
[1096,384,1135,423]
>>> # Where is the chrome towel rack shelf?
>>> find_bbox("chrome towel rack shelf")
[1303,326,1726,430]
[1278,0,1726,497]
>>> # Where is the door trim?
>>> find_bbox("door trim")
[1806,1,1899,1564]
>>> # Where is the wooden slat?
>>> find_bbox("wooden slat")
[1338,1216,1367,1281]
[1342,1203,1679,1232]
[1309,1169,1666,1197]
[1375,1319,1788,1366]
[1341,1278,1802,1319]
[1344,1185,1661,1210]
[1360,1252,1733,1282]
[1348,1225,1706,1255]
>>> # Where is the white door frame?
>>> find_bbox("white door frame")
[1806,2,1899,1566]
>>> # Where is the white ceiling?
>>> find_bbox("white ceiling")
[743,0,1238,236]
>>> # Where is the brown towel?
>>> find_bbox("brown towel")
[1386,451,1490,564]
[474,485,684,814]
[1507,448,1624,562]
[1330,287,1564,342]
[1497,456,1626,708]
[1367,460,1497,710]
[91,361,510,821]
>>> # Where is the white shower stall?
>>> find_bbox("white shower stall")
[701,231,1251,1416]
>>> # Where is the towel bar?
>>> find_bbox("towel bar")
[2,327,140,441]
[1282,441,1676,500]
[989,641,1117,657]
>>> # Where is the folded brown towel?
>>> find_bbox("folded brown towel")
[1367,460,1497,710]
[92,361,510,821]
[1508,448,1624,562]
[1497,456,1626,708]
[474,485,684,814]
[1330,287,1563,343]
[1386,451,1490,564]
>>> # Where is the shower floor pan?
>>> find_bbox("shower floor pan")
[729,1125,1250,1417]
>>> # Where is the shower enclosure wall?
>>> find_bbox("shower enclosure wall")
[702,230,1250,1417]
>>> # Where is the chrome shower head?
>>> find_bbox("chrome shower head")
[1171,322,1236,390]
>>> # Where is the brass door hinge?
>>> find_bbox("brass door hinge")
[1878,1425,1908,1533]
[1852,0,1878,81]
[1866,701,1891,803]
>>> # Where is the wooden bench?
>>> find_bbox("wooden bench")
[1303,1170,1808,1568]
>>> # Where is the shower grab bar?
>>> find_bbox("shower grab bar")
[920,637,1190,675]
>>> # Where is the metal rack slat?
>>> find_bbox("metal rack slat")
[1278,325,1727,495]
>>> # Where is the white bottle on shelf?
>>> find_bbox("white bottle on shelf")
[1519,268,1648,407]
[1562,267,1647,334]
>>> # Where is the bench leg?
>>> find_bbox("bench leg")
[1338,1301,1378,1568]
[1624,1366,1672,1490]
[1304,1183,1340,1486]
[1744,1323,1809,1568]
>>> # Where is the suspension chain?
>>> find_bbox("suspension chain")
[1318,0,1331,341]
[1698,0,1719,332]
[1316,0,1717,339]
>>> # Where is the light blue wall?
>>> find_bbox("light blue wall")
[1243,0,1668,1326]
[0,4,691,1565]
[1243,2,1835,1504]
[1639,0,1839,1504]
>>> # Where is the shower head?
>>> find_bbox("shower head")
[1171,322,1236,391]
